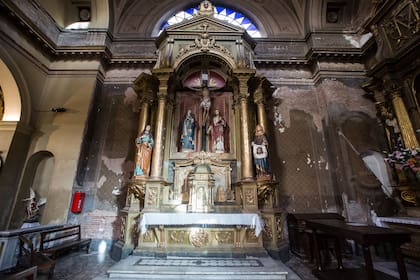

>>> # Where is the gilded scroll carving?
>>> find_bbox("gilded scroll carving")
[215,231,234,244]
[169,230,188,244]
[176,24,233,60]
[382,1,420,49]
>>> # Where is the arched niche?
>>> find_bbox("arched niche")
[170,52,236,159]
[38,0,109,29]
[9,151,54,229]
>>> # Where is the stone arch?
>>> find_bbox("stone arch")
[38,0,109,29]
[9,151,55,228]
[0,59,22,122]
[174,51,236,74]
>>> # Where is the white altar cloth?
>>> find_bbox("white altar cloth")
[374,216,420,227]
[139,213,264,236]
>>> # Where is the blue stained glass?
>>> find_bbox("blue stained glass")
[241,18,250,25]
[219,8,227,16]
[160,5,261,38]
[216,6,224,13]
[225,8,234,16]
[234,12,244,19]
[248,24,257,31]
[236,17,245,24]
[185,8,195,15]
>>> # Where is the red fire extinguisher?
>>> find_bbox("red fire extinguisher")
[71,191,85,213]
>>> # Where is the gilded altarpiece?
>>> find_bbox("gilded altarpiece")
[115,1,284,259]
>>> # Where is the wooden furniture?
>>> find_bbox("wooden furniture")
[287,213,344,261]
[0,224,64,271]
[18,235,55,279]
[2,266,37,280]
[306,219,411,280]
[40,224,91,259]
[375,216,420,260]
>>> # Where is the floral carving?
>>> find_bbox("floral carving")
[189,229,210,247]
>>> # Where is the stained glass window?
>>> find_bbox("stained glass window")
[160,6,261,38]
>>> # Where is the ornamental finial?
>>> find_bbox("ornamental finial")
[198,0,214,16]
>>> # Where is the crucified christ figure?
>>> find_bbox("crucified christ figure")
[200,87,211,126]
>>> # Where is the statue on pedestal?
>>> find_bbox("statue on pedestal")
[207,109,226,153]
[180,109,196,152]
[134,125,154,177]
[252,124,271,180]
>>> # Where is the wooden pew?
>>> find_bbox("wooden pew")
[40,224,91,259]
[18,235,55,279]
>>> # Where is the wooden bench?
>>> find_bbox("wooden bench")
[18,235,55,279]
[1,265,38,280]
[40,224,91,259]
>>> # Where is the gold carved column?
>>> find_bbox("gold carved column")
[391,90,419,149]
[254,85,268,132]
[150,71,171,179]
[235,72,255,181]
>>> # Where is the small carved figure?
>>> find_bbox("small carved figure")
[22,188,46,223]
[384,112,403,150]
[274,111,286,133]
[180,109,196,151]
[198,0,214,16]
[207,109,226,153]
[134,125,154,177]
[252,124,271,179]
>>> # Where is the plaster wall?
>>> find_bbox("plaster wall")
[28,72,99,225]
[270,78,382,221]
[0,121,17,160]
[69,78,140,240]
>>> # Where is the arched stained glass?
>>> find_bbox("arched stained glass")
[160,6,261,38]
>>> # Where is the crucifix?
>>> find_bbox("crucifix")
[200,70,211,151]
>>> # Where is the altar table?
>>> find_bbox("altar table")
[306,219,411,280]
[139,213,264,236]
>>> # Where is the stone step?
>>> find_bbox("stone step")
[105,256,296,280]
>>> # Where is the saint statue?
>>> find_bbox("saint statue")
[252,124,271,180]
[384,112,403,150]
[134,125,154,177]
[180,109,196,152]
[207,109,226,153]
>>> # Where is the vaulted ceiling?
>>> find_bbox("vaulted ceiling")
[111,0,372,38]
[37,0,373,38]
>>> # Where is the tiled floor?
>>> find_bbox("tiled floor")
[32,250,420,280]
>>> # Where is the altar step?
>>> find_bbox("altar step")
[105,256,299,279]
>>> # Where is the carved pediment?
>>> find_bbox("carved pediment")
[164,15,246,35]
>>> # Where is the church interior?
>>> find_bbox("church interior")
[0,0,420,279]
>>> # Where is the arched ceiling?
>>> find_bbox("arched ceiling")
[111,0,371,38]
[112,0,305,38]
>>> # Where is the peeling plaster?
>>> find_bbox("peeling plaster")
[343,33,372,48]
[123,86,140,113]
[97,175,106,189]
[102,156,125,175]
[272,80,376,132]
